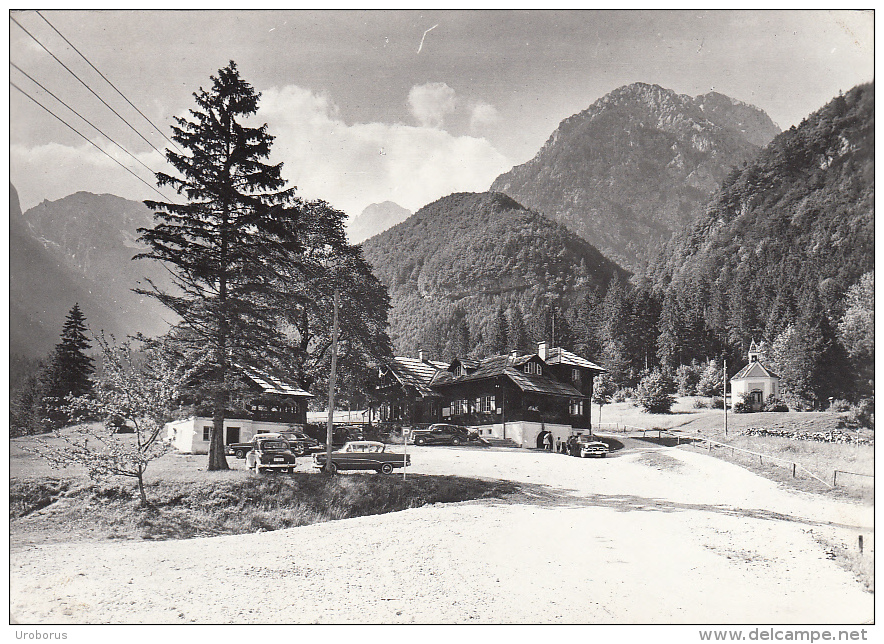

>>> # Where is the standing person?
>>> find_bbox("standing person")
[544,431,552,451]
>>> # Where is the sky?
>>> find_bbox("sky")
[7,9,875,220]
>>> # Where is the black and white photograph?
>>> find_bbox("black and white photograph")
[7,8,875,632]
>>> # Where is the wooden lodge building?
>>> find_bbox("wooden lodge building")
[372,342,605,449]
[165,363,314,454]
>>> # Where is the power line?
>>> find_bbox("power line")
[11,61,159,179]
[10,14,167,159]
[11,80,173,203]
[35,10,181,154]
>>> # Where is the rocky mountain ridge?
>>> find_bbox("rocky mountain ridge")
[491,82,780,271]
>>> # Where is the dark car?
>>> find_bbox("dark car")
[277,431,323,456]
[333,426,365,446]
[568,434,609,458]
[245,436,299,473]
[411,423,473,446]
[313,441,410,474]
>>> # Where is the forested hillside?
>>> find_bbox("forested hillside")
[361,192,628,360]
[643,83,874,405]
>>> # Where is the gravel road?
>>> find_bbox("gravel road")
[9,442,873,624]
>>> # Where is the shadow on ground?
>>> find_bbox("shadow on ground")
[488,480,868,531]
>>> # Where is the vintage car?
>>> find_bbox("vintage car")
[569,434,609,458]
[410,423,475,446]
[245,435,299,473]
[227,432,285,459]
[312,441,410,474]
[277,431,324,456]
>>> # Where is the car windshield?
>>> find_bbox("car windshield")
[344,443,383,453]
[259,440,288,450]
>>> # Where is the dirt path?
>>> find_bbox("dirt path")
[10,444,873,624]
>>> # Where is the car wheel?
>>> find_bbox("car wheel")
[235,449,245,459]
[451,437,461,446]
[415,437,426,446]
[327,461,338,475]
[380,463,394,475]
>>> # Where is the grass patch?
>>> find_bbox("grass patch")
[10,478,72,518]
[812,531,875,594]
[683,434,873,502]
[10,473,518,542]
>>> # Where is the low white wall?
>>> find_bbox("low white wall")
[164,417,307,454]
[473,421,581,449]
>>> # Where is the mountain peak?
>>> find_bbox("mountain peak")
[347,201,412,243]
[491,82,780,271]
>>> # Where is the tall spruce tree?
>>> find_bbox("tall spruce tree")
[137,62,299,471]
[42,304,95,429]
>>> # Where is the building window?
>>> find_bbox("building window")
[524,362,541,375]
[454,364,464,377]
[450,399,473,415]
[572,368,581,383]
[481,395,496,413]
[569,399,584,416]
[202,426,212,442]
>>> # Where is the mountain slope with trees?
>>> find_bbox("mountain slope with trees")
[11,186,174,357]
[491,83,780,271]
[361,191,628,359]
[645,83,874,407]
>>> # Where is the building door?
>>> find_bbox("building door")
[749,390,764,411]
[226,426,240,445]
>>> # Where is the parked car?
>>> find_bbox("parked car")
[226,432,284,459]
[410,423,474,446]
[312,441,410,474]
[333,426,365,446]
[245,435,299,473]
[568,435,609,458]
[277,431,324,456]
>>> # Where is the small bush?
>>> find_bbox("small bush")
[693,398,708,409]
[613,388,634,403]
[710,397,725,409]
[732,400,753,413]
[634,370,675,414]
[842,399,874,430]
[763,396,789,412]
[829,399,852,412]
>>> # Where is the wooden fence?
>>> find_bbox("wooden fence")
[593,422,872,488]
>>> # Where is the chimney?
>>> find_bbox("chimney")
[418,349,426,362]
[538,341,549,361]
[508,349,518,365]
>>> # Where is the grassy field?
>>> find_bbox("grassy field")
[596,397,874,501]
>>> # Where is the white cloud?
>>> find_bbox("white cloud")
[407,82,457,128]
[257,85,511,217]
[11,84,512,222]
[470,101,499,132]
[10,142,169,212]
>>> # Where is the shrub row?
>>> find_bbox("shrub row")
[744,427,873,445]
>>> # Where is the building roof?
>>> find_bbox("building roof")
[387,357,446,397]
[544,347,606,371]
[730,361,780,382]
[235,363,314,398]
[431,352,585,398]
[504,368,584,397]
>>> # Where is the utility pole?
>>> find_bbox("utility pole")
[723,357,728,437]
[324,288,340,473]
